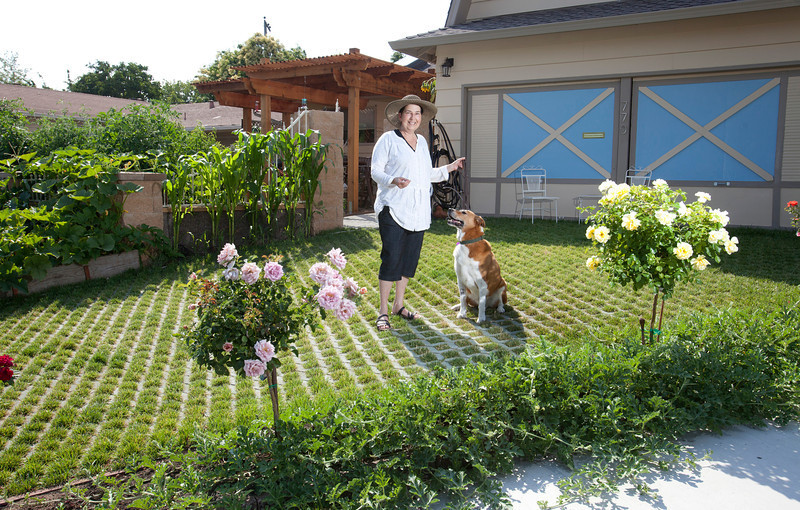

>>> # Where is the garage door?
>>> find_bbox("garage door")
[500,85,617,179]
[633,77,780,182]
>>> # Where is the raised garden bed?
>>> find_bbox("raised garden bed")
[1,250,141,298]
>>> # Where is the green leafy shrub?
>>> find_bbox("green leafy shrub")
[0,149,169,292]
[0,98,31,159]
[140,305,800,509]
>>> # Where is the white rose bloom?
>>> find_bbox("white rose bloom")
[655,209,676,226]
[711,208,730,227]
[695,191,711,203]
[652,179,668,188]
[599,180,616,194]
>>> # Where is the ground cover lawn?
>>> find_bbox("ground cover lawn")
[1,217,798,497]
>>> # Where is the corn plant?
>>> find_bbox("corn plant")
[235,131,272,240]
[295,130,330,238]
[156,152,196,252]
[206,145,245,244]
[193,152,224,249]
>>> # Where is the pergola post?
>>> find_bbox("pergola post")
[242,108,252,133]
[260,94,272,133]
[347,86,360,214]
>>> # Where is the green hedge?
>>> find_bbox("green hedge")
[110,305,799,509]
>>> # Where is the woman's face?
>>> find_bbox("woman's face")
[398,104,423,132]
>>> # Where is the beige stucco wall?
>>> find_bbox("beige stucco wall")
[432,7,800,227]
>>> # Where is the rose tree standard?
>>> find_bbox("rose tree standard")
[582,179,739,343]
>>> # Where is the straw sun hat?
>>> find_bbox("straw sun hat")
[385,94,437,128]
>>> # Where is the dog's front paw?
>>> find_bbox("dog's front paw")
[456,310,467,319]
[496,304,505,313]
[476,314,486,323]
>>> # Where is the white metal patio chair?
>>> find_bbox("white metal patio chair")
[626,167,652,186]
[519,167,558,224]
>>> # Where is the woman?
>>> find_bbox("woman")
[371,94,465,331]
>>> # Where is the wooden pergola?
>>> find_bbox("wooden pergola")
[194,48,434,212]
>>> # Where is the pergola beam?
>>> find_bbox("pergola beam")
[244,77,347,108]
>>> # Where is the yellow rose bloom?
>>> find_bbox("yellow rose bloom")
[621,211,641,231]
[691,255,710,270]
[673,242,693,260]
[594,226,611,244]
[585,225,596,240]
[586,256,601,270]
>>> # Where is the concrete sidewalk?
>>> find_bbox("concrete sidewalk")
[487,422,800,509]
[343,212,378,229]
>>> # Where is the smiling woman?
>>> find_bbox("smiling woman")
[370,94,465,331]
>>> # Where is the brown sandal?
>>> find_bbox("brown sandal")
[394,306,418,321]
[376,314,392,331]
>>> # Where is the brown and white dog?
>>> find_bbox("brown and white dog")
[447,209,507,323]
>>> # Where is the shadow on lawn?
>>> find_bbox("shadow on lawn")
[717,227,800,286]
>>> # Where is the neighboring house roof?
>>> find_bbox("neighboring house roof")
[0,83,260,133]
[392,0,800,61]
[0,83,146,120]
[172,101,263,131]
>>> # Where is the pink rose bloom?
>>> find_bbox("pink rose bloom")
[223,266,240,281]
[189,272,198,281]
[254,340,276,363]
[243,359,266,378]
[343,277,360,297]
[326,248,347,269]
[241,262,261,285]
[263,261,284,282]
[217,243,238,265]
[316,284,343,310]
[222,342,233,353]
[309,262,340,286]
[336,298,357,320]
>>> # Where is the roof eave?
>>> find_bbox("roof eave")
[391,0,800,56]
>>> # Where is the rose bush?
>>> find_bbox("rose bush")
[583,179,739,340]
[184,245,365,380]
[183,244,366,423]
[785,200,799,236]
[0,355,15,385]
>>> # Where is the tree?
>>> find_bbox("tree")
[390,51,404,63]
[160,80,212,104]
[0,51,37,87]
[0,98,32,158]
[197,34,306,82]
[68,61,162,100]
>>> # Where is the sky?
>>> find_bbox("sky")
[1,0,453,91]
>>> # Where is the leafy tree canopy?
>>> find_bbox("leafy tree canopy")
[160,80,212,104]
[197,34,306,82]
[0,51,38,87]
[390,51,404,63]
[68,61,162,101]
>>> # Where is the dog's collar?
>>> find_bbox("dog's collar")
[457,235,484,245]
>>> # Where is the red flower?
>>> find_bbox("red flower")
[788,201,799,207]
[0,366,13,382]
[0,355,13,368]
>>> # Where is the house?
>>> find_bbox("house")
[0,83,146,124]
[390,0,800,229]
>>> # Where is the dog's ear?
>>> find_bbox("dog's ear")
[476,215,485,227]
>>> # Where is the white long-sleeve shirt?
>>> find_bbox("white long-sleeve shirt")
[371,130,449,232]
